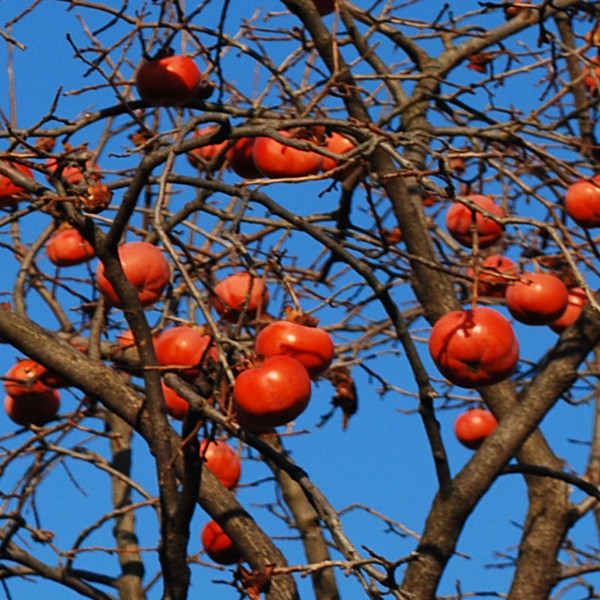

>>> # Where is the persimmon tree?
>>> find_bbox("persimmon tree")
[2,1,600,599]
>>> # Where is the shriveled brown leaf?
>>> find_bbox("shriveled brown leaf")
[82,182,112,213]
[330,365,358,430]
[236,564,275,600]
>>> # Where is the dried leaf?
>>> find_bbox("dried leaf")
[329,366,358,430]
[467,52,497,73]
[236,564,275,600]
[82,182,112,213]
[382,226,403,244]
[36,137,56,153]
[283,305,320,327]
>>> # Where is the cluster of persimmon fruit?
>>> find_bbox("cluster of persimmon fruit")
[0,12,347,562]
[431,176,600,450]
[186,125,357,180]
[3,0,599,558]
[432,185,594,391]
[2,192,337,566]
[2,231,337,563]
[432,15,600,451]
[0,155,104,425]
[114,262,335,565]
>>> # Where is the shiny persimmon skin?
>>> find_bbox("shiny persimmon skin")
[255,320,334,377]
[565,175,600,228]
[5,359,68,396]
[467,255,518,298]
[212,272,269,323]
[429,307,519,388]
[321,132,356,178]
[154,326,212,379]
[161,381,190,421]
[96,241,170,307]
[117,329,136,349]
[201,520,241,565]
[4,359,52,399]
[135,55,201,106]
[187,126,228,167]
[454,408,498,449]
[505,272,569,325]
[549,287,589,333]
[233,355,312,428]
[446,194,505,248]
[583,64,600,92]
[199,439,241,489]
[0,162,33,207]
[4,389,60,426]
[46,158,101,185]
[47,228,95,267]
[226,137,262,179]
[253,132,322,179]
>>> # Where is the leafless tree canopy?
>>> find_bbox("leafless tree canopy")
[2,1,600,599]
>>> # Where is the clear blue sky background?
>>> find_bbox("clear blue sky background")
[1,2,599,599]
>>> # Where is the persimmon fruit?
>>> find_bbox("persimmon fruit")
[446,194,505,248]
[467,255,518,298]
[154,325,212,379]
[201,520,241,565]
[5,390,60,426]
[233,355,312,428]
[96,241,170,307]
[187,126,228,167]
[255,320,334,377]
[549,287,589,333]
[565,175,600,228]
[212,272,269,323]
[252,132,322,179]
[226,137,262,179]
[429,307,519,388]
[199,439,241,489]
[135,54,202,106]
[47,228,95,267]
[455,408,498,449]
[505,272,569,325]
[0,161,34,207]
